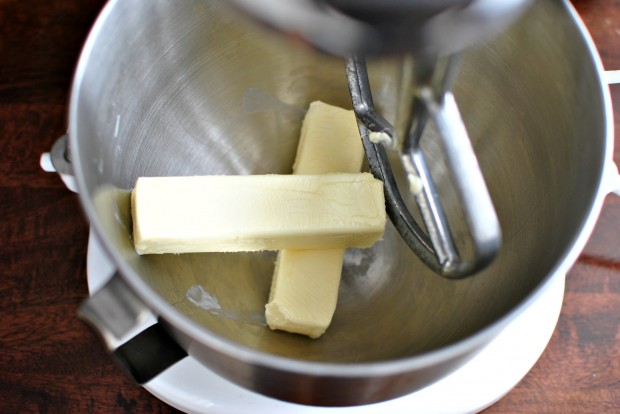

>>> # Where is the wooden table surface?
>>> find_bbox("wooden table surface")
[1,0,619,412]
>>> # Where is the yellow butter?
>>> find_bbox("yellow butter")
[265,101,368,338]
[292,101,365,174]
[266,249,345,338]
[131,173,384,254]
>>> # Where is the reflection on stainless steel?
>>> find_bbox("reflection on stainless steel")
[186,284,267,327]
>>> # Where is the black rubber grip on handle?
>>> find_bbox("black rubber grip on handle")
[112,321,187,384]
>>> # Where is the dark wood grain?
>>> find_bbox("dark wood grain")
[1,1,619,413]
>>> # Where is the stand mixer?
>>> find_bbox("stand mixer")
[41,0,619,409]
[230,0,532,277]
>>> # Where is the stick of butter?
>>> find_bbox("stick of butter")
[131,173,384,254]
[265,101,367,338]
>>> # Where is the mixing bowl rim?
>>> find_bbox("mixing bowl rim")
[68,0,614,377]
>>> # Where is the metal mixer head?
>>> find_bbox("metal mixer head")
[229,0,532,57]
[228,0,533,277]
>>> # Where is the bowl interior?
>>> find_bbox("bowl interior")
[74,0,606,363]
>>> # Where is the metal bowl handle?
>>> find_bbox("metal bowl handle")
[78,273,187,384]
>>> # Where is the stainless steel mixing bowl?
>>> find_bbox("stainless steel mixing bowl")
[70,0,616,406]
